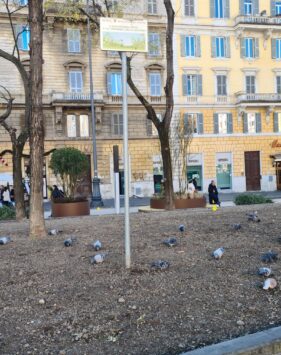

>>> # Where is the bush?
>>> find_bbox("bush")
[235,194,273,205]
[0,205,16,220]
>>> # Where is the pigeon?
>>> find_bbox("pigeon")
[232,223,242,231]
[246,211,260,222]
[162,237,177,247]
[261,251,278,263]
[212,247,225,260]
[151,260,170,270]
[178,225,185,233]
[92,240,102,251]
[0,236,11,245]
[258,267,272,277]
[263,278,277,290]
[48,228,63,236]
[90,253,106,264]
[64,238,75,247]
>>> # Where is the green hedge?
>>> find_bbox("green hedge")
[0,205,16,220]
[235,194,273,205]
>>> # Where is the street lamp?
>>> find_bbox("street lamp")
[86,0,103,208]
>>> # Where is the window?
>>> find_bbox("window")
[244,0,253,15]
[272,39,281,59]
[148,0,157,14]
[277,76,281,93]
[246,75,256,94]
[181,35,200,57]
[185,36,195,57]
[148,33,161,56]
[66,115,89,138]
[67,29,80,53]
[112,114,123,135]
[183,113,204,134]
[215,0,224,18]
[214,113,233,134]
[107,72,122,95]
[212,37,230,58]
[110,0,118,11]
[274,112,281,132]
[16,25,30,51]
[243,113,261,133]
[149,72,161,96]
[185,0,195,16]
[216,37,225,57]
[211,0,229,18]
[147,113,162,136]
[217,75,227,96]
[69,71,83,93]
[276,1,281,15]
[241,37,259,59]
[182,74,202,96]
[18,0,28,5]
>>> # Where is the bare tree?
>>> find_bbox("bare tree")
[45,0,176,209]
[28,0,46,238]
[0,0,30,220]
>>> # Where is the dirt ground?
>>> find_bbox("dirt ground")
[0,204,281,355]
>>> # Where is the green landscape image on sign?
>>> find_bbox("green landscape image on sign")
[103,31,146,51]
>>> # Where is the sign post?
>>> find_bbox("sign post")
[100,18,148,268]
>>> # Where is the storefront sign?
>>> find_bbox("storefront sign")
[272,139,281,148]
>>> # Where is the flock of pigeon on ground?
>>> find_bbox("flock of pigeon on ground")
[0,211,278,290]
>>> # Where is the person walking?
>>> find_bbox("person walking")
[2,187,11,207]
[208,180,220,206]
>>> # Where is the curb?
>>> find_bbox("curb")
[181,326,281,355]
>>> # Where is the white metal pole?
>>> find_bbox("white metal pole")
[114,172,120,214]
[121,52,131,268]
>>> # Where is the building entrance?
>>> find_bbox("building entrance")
[245,151,261,191]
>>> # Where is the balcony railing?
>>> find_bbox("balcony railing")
[236,93,281,103]
[216,95,228,103]
[235,15,281,26]
[186,95,198,103]
[52,92,104,102]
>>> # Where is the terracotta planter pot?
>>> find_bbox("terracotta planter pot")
[51,200,90,217]
[150,197,206,209]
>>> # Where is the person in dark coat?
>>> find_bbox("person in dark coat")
[51,185,64,199]
[208,180,220,206]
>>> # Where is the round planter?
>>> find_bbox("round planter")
[150,197,206,210]
[51,200,90,217]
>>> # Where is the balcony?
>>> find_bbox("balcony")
[105,95,165,105]
[51,92,104,105]
[235,15,281,26]
[236,93,281,104]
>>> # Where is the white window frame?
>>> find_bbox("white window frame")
[79,115,89,137]
[149,72,161,96]
[67,29,81,53]
[112,113,123,135]
[276,2,281,15]
[69,70,83,93]
[216,75,227,96]
[218,113,227,134]
[247,112,256,133]
[245,75,256,94]
[244,0,253,15]
[186,113,198,134]
[66,115,77,137]
[148,33,161,56]
[185,35,196,57]
[147,0,157,14]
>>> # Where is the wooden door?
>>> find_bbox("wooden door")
[276,162,281,190]
[245,151,261,191]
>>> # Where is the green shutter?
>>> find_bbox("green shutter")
[181,35,186,57]
[197,75,202,96]
[210,0,215,18]
[256,113,262,133]
[182,74,188,95]
[254,38,259,58]
[243,115,248,133]
[274,112,279,132]
[227,113,233,134]
[253,0,259,15]
[272,39,277,59]
[211,37,216,57]
[214,113,219,134]
[240,38,245,58]
[196,36,201,57]
[197,113,204,134]
[271,0,276,16]
[224,0,230,18]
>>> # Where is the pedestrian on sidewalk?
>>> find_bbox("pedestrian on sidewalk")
[2,187,11,207]
[208,180,220,206]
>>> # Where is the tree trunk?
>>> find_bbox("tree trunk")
[12,143,25,220]
[158,126,174,210]
[28,0,46,238]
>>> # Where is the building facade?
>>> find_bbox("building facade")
[0,0,281,198]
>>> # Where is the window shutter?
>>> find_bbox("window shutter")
[271,0,276,16]
[254,38,259,58]
[181,35,186,57]
[274,112,279,132]
[256,113,262,133]
[197,113,204,134]
[197,75,202,96]
[253,0,259,15]
[182,74,188,95]
[224,0,230,18]
[243,115,248,133]
[214,113,219,134]
[227,113,233,133]
[210,0,215,18]
[272,39,277,59]
[107,72,112,95]
[196,36,201,57]
[240,38,246,58]
[225,37,230,58]
[239,0,244,14]
[211,37,216,57]
[189,0,195,16]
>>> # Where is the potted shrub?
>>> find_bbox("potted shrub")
[49,147,90,217]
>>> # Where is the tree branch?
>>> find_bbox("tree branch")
[0,85,14,123]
